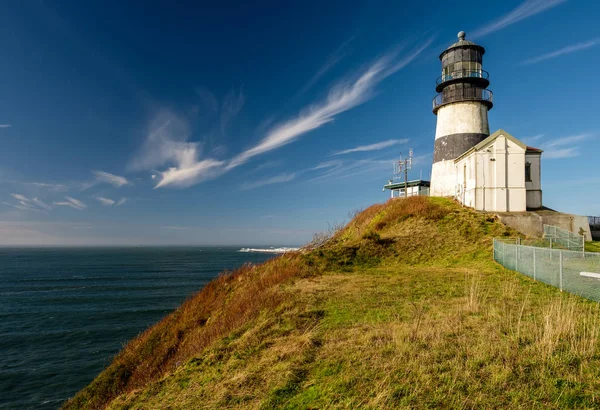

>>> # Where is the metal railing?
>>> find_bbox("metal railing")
[433,88,493,111]
[590,216,600,241]
[543,224,585,252]
[589,216,600,232]
[494,238,600,302]
[436,69,489,85]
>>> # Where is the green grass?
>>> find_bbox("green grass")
[63,197,600,409]
[585,241,600,253]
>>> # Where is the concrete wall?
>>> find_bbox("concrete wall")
[498,212,593,241]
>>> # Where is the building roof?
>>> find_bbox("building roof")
[526,146,543,154]
[439,31,485,59]
[454,129,540,162]
[383,179,431,190]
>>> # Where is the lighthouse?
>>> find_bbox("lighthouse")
[430,31,493,197]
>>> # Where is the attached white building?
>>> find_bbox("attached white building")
[383,180,431,199]
[454,129,542,212]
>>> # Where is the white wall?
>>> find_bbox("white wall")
[431,102,490,197]
[525,153,542,209]
[454,134,527,212]
[434,102,490,139]
[431,160,458,197]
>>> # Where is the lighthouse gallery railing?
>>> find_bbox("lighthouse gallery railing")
[432,88,493,111]
[436,69,489,85]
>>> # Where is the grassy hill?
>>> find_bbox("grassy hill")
[63,197,600,409]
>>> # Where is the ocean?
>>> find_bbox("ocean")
[0,247,276,410]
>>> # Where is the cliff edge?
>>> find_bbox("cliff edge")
[63,197,600,409]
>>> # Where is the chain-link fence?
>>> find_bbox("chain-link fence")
[543,224,585,252]
[494,238,600,302]
[590,216,600,241]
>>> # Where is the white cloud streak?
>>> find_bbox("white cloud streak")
[1,201,44,213]
[472,0,567,38]
[27,182,69,192]
[543,133,591,159]
[544,148,580,159]
[131,38,433,189]
[116,198,127,206]
[95,196,116,206]
[520,39,599,65]
[220,88,245,134]
[298,36,355,95]
[54,196,87,210]
[546,134,590,148]
[332,139,409,155]
[11,193,29,202]
[92,170,130,187]
[7,194,53,212]
[240,173,296,191]
[32,198,53,211]
[0,124,11,128]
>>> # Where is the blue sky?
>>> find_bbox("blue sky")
[0,0,598,246]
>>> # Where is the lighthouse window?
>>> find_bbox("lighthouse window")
[525,162,532,182]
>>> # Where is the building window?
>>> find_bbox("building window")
[525,162,532,182]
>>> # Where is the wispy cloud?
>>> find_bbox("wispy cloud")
[91,170,130,188]
[220,87,245,134]
[132,38,433,189]
[543,133,591,159]
[11,193,29,202]
[225,40,432,170]
[306,153,432,183]
[310,160,343,171]
[27,182,68,192]
[472,0,567,38]
[94,196,116,206]
[298,36,355,95]
[520,38,599,65]
[546,134,590,147]
[7,194,53,212]
[54,196,87,210]
[332,139,409,156]
[1,201,44,213]
[31,198,53,211]
[0,124,11,128]
[116,197,127,206]
[522,134,544,144]
[544,148,580,159]
[240,173,296,191]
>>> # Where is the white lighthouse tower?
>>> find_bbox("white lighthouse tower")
[430,31,493,197]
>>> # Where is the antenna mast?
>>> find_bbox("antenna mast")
[396,149,413,198]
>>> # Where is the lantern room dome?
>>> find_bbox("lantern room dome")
[439,31,485,59]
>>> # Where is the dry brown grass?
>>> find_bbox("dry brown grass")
[65,197,600,409]
[62,253,313,410]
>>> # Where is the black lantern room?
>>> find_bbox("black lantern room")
[432,31,493,114]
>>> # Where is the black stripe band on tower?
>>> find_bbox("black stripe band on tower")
[433,133,488,163]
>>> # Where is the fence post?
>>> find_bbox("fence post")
[559,250,563,292]
[533,248,536,280]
